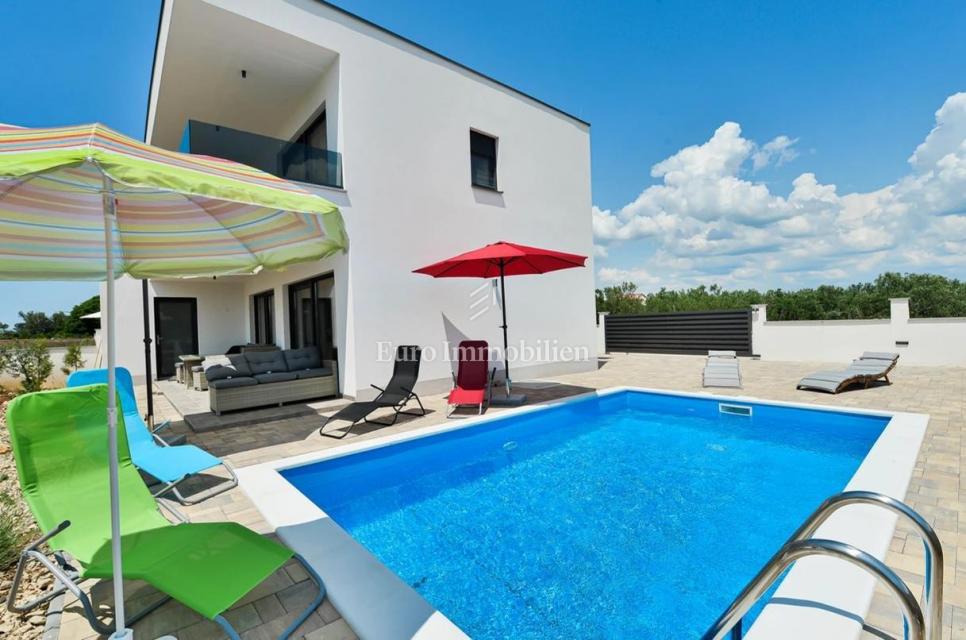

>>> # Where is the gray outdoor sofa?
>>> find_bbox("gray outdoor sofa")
[796,351,899,394]
[205,347,337,414]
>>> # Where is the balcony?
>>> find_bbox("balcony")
[181,120,343,189]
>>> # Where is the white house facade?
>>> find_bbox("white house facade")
[108,0,597,399]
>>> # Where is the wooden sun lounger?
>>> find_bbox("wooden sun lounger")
[797,352,899,394]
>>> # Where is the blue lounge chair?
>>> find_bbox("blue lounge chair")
[67,367,237,505]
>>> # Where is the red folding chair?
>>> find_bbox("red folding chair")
[447,340,495,417]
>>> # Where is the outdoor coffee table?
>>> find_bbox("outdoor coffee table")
[179,355,205,389]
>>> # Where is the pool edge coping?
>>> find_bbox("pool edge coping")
[236,386,928,640]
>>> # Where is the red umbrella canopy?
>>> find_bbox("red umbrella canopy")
[413,241,586,278]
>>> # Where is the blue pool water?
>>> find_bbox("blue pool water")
[283,391,889,638]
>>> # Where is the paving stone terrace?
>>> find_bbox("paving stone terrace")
[54,353,966,640]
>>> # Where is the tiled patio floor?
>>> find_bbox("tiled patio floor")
[55,353,966,639]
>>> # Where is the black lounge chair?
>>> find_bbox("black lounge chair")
[320,345,426,439]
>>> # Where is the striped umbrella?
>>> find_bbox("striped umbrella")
[0,123,347,638]
[0,123,346,278]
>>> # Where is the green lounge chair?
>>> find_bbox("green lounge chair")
[4,384,324,639]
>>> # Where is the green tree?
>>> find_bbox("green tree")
[595,282,647,315]
[61,343,85,376]
[612,272,966,320]
[13,311,55,338]
[8,295,100,339]
[63,295,100,337]
[0,341,54,393]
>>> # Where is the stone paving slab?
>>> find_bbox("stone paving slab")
[156,379,347,433]
[55,353,966,639]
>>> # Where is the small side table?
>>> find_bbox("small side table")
[179,355,205,389]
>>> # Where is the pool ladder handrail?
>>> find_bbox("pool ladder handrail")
[701,490,943,640]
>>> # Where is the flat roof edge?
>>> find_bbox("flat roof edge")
[314,0,590,128]
[144,0,168,142]
[146,0,591,142]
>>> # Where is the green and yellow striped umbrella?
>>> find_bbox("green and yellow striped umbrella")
[0,122,347,279]
[0,122,347,637]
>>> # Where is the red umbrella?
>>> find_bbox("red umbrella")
[413,241,587,393]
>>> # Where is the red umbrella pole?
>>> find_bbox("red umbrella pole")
[499,259,511,394]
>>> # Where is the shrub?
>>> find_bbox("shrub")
[598,272,966,320]
[0,340,54,393]
[0,492,20,569]
[61,343,85,376]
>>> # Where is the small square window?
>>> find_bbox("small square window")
[470,130,497,189]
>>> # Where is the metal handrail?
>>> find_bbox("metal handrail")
[703,539,924,640]
[701,491,943,640]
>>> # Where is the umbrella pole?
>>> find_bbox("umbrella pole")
[499,260,510,395]
[101,174,131,639]
[141,279,153,427]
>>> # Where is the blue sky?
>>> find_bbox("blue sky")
[1,1,965,324]
[0,1,161,326]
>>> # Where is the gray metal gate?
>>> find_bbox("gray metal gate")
[604,309,753,356]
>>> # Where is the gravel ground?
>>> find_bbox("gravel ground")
[0,393,48,639]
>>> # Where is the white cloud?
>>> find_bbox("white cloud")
[597,266,662,286]
[651,122,752,181]
[752,135,799,170]
[909,93,966,169]
[593,92,966,291]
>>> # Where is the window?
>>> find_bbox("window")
[297,110,328,150]
[252,290,274,345]
[470,130,497,189]
[282,109,328,183]
[288,274,336,361]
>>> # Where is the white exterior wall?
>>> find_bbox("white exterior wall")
[137,0,598,398]
[752,299,966,366]
[235,235,351,391]
[104,277,248,382]
[596,313,609,355]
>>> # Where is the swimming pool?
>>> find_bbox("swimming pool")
[238,388,927,640]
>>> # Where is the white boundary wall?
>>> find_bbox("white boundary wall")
[752,298,966,365]
[596,312,609,355]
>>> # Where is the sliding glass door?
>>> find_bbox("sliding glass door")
[288,275,335,360]
[252,290,275,345]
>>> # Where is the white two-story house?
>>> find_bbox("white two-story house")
[109,0,596,399]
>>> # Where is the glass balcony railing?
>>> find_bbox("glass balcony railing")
[180,120,343,189]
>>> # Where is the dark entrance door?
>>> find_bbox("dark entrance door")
[288,275,335,361]
[154,297,199,378]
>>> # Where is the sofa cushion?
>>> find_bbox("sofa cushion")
[283,347,322,371]
[253,371,298,384]
[205,365,241,381]
[226,354,252,376]
[209,376,258,390]
[245,350,289,375]
[295,367,333,380]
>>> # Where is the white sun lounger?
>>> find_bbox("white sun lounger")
[703,350,742,388]
[797,352,899,394]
